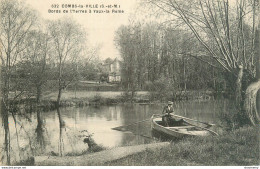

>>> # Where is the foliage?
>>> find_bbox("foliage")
[90,94,102,103]
[120,91,137,102]
[48,17,87,104]
[218,102,252,131]
[115,22,226,94]
[145,76,176,101]
[0,0,100,164]
[79,62,100,81]
[143,0,260,126]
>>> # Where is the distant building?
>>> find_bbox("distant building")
[102,58,121,83]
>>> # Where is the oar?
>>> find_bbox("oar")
[111,118,151,131]
[169,113,215,126]
[184,121,219,136]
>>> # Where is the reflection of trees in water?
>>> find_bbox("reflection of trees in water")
[57,107,66,156]
[1,101,11,165]
[117,104,161,146]
[1,102,229,164]
[55,107,94,156]
[106,106,121,121]
[35,108,47,153]
[0,104,38,164]
[79,106,123,121]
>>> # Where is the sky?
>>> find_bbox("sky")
[24,0,139,60]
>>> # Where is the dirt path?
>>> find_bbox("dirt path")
[34,142,170,166]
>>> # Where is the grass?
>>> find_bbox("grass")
[41,91,150,106]
[43,91,149,100]
[105,126,259,166]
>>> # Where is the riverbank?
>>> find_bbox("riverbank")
[42,91,150,103]
[9,90,219,112]
[34,142,170,166]
[105,126,259,166]
[37,90,215,109]
[43,90,216,102]
[38,91,151,110]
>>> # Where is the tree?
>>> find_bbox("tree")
[21,29,51,104]
[0,0,37,164]
[147,0,259,126]
[18,29,52,154]
[115,25,137,91]
[48,17,86,106]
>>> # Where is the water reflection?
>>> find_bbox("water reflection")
[35,109,47,153]
[0,100,231,159]
[56,108,65,156]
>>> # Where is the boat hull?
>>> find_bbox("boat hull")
[151,116,209,139]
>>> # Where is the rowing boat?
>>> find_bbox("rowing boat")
[151,115,213,139]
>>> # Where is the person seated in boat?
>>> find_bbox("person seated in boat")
[162,101,175,126]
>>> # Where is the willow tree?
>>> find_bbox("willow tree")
[0,0,37,164]
[148,0,259,125]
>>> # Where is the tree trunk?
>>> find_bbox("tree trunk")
[234,66,260,126]
[243,79,260,125]
[245,18,260,126]
[57,57,63,107]
[36,108,46,152]
[57,88,62,107]
[257,89,260,123]
[235,66,244,107]
[36,85,42,104]
[255,20,260,123]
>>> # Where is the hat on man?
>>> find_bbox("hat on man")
[168,101,173,105]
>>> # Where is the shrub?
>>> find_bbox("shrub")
[146,76,177,102]
[218,102,251,131]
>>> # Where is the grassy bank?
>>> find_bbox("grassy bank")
[16,91,151,111]
[41,90,214,106]
[106,126,259,166]
[40,91,151,108]
[43,91,149,101]
[10,90,217,111]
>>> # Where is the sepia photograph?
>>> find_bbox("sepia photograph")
[0,0,259,167]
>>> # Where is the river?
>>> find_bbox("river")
[0,99,232,161]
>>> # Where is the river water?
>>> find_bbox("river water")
[0,99,233,161]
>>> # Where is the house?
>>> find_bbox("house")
[102,58,121,83]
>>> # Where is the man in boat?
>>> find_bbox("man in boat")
[162,101,175,126]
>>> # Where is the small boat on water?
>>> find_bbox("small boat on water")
[151,114,216,139]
